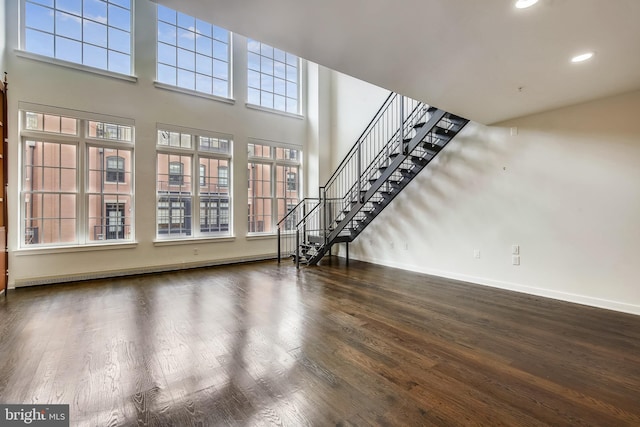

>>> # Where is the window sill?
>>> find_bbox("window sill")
[153,236,236,246]
[245,103,304,120]
[246,233,277,241]
[15,50,137,83]
[154,82,236,105]
[14,242,138,256]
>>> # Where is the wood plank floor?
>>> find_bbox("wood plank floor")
[1,258,639,426]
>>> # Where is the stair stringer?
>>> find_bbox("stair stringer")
[307,109,469,265]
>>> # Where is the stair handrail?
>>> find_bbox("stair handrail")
[276,197,320,228]
[323,92,395,189]
[343,101,428,205]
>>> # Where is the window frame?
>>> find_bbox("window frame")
[246,39,300,115]
[20,0,134,77]
[247,139,302,235]
[155,4,233,99]
[156,124,233,240]
[19,107,135,248]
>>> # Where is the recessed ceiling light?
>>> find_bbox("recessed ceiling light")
[515,0,539,9]
[571,52,594,63]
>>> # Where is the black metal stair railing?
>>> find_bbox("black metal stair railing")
[276,197,320,262]
[277,91,469,267]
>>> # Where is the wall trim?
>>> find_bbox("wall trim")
[349,254,640,316]
[12,254,277,288]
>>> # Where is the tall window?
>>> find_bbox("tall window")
[23,0,132,75]
[247,40,299,114]
[157,5,231,98]
[248,142,301,234]
[157,127,232,238]
[21,109,134,246]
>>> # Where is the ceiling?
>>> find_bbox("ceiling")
[153,0,640,124]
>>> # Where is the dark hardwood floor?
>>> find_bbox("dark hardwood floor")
[1,257,639,426]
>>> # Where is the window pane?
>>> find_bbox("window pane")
[213,59,228,80]
[157,5,176,24]
[196,74,212,94]
[177,12,194,30]
[60,117,77,135]
[158,43,177,66]
[212,78,228,98]
[274,78,286,96]
[196,54,212,75]
[25,0,131,73]
[56,11,82,40]
[84,44,106,70]
[274,95,286,112]
[57,0,81,16]
[25,29,54,57]
[177,28,195,51]
[213,40,227,60]
[286,98,298,114]
[88,121,132,141]
[274,48,286,63]
[157,6,230,98]
[177,48,195,71]
[196,36,212,56]
[180,134,192,149]
[108,4,130,31]
[84,20,107,47]
[261,74,273,92]
[247,39,260,53]
[108,50,130,74]
[261,91,274,109]
[110,0,130,8]
[84,0,107,23]
[25,3,54,33]
[213,26,229,43]
[195,19,212,37]
[158,21,177,45]
[248,52,260,71]
[56,37,82,63]
[108,27,130,54]
[247,40,299,113]
[177,69,195,90]
[248,88,260,105]
[43,115,61,133]
[22,141,78,246]
[158,63,176,85]
[25,113,43,131]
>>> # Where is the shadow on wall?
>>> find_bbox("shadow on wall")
[352,123,521,258]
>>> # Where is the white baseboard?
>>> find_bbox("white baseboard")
[349,254,640,316]
[13,254,277,288]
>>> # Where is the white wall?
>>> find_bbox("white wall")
[331,72,640,315]
[329,72,390,170]
[5,0,321,286]
[0,0,5,74]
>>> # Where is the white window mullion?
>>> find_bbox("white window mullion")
[78,140,87,244]
[192,154,200,237]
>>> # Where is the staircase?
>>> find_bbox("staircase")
[277,93,469,267]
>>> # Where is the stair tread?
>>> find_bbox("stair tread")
[291,103,468,267]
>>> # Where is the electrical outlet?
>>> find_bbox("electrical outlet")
[390,241,394,249]
[512,245,520,255]
[474,249,481,259]
[512,255,520,265]
[193,248,199,256]
[404,243,409,250]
